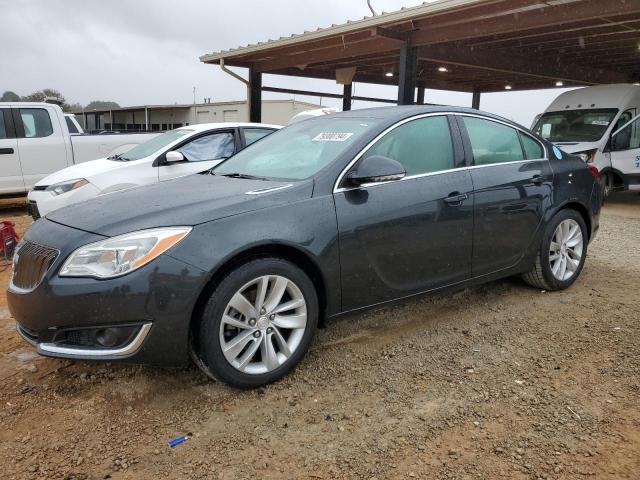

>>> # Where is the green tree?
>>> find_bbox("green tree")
[1,90,20,102]
[22,88,66,105]
[85,100,120,110]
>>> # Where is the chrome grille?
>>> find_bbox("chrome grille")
[12,241,59,290]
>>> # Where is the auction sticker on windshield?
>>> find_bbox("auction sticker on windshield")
[313,132,354,142]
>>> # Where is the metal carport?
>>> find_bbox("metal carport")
[200,0,640,122]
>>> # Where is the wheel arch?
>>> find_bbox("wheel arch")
[557,201,592,241]
[600,167,625,188]
[189,242,329,349]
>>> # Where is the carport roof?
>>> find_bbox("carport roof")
[200,0,640,93]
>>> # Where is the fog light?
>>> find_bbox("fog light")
[96,328,119,347]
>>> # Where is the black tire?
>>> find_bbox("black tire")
[600,172,611,204]
[522,209,588,291]
[197,257,318,388]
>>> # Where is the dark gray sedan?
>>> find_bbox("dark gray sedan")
[8,106,601,387]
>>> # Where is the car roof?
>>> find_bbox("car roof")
[176,122,282,133]
[319,105,525,128]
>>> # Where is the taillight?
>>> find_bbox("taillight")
[587,164,600,183]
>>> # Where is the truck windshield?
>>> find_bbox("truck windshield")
[116,129,193,161]
[214,117,379,180]
[532,109,618,143]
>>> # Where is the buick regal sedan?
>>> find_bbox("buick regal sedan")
[8,106,601,388]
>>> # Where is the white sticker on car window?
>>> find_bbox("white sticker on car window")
[590,120,610,126]
[312,132,354,142]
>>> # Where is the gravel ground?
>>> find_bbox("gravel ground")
[0,194,639,479]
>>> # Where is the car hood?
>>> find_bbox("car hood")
[553,141,601,154]
[34,158,124,187]
[46,174,313,237]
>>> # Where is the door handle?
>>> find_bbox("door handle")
[531,174,544,185]
[0,148,14,155]
[443,192,468,205]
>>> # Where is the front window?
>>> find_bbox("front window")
[176,132,235,162]
[214,117,380,180]
[361,116,454,175]
[117,129,193,161]
[532,109,618,142]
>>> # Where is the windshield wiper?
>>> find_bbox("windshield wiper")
[220,173,268,180]
[107,153,128,161]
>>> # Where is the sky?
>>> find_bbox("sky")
[0,0,575,126]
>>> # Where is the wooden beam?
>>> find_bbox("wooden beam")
[343,83,353,111]
[409,0,640,47]
[472,89,481,110]
[417,44,629,85]
[254,37,401,73]
[370,26,409,44]
[398,45,418,105]
[249,67,262,123]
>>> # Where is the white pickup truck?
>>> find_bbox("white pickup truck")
[0,102,160,195]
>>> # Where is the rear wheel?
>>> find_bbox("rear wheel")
[601,172,612,203]
[522,209,587,291]
[197,257,318,388]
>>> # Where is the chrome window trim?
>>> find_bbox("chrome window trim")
[37,322,152,358]
[333,111,548,194]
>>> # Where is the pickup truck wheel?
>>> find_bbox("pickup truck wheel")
[197,257,318,388]
[522,209,587,291]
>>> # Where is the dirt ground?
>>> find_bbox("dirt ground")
[1,194,639,480]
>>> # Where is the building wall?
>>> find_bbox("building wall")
[86,100,320,131]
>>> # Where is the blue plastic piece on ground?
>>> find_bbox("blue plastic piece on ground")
[168,434,191,447]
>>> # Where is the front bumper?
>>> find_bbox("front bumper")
[27,183,102,219]
[7,219,209,366]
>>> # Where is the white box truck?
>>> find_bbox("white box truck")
[0,102,160,195]
[532,84,640,198]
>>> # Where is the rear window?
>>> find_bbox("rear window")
[65,116,79,134]
[0,110,7,139]
[519,132,544,159]
[20,108,53,138]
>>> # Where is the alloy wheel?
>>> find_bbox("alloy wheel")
[219,275,307,375]
[549,218,583,281]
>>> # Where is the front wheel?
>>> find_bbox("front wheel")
[522,209,588,291]
[197,257,318,388]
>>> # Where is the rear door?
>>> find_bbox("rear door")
[0,108,23,194]
[158,129,237,181]
[334,115,474,310]
[458,114,552,276]
[610,114,640,188]
[14,106,70,189]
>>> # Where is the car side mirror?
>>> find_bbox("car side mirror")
[165,151,185,163]
[347,155,406,186]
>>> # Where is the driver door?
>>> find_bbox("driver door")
[610,114,640,187]
[334,115,474,311]
[159,129,237,181]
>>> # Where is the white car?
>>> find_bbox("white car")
[27,122,280,218]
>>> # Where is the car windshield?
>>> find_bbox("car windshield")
[532,109,618,143]
[116,129,193,161]
[214,117,380,180]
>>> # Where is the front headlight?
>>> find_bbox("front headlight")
[45,178,89,196]
[574,149,597,163]
[59,227,192,279]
